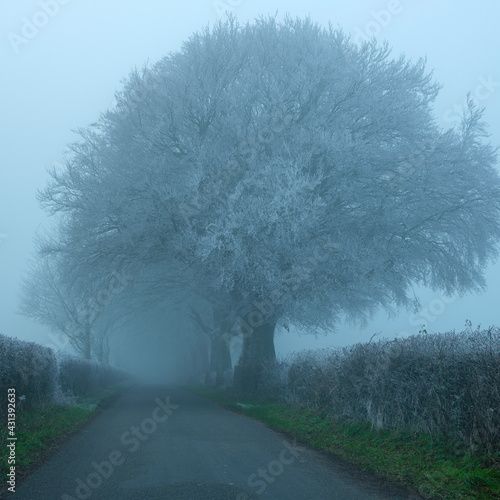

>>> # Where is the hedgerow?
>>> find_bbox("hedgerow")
[0,334,57,415]
[258,325,500,454]
[0,333,130,420]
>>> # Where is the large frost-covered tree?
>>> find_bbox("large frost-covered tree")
[40,17,500,391]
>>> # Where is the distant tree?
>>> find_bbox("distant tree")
[19,252,94,359]
[18,237,127,362]
[39,17,500,392]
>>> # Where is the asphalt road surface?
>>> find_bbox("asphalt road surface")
[11,385,419,500]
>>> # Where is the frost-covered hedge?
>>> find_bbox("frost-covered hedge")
[259,326,500,453]
[57,354,130,397]
[0,333,130,419]
[0,333,57,414]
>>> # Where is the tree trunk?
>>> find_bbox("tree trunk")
[234,320,276,394]
[83,325,92,360]
[209,336,232,386]
[95,334,110,365]
[208,308,232,386]
[189,333,210,383]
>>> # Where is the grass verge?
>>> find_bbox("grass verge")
[186,386,500,500]
[0,382,133,498]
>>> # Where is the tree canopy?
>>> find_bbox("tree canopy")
[27,16,500,390]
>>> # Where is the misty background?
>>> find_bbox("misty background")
[1,0,499,368]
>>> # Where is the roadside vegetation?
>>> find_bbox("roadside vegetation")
[0,382,132,498]
[188,324,500,499]
[189,386,500,499]
[0,333,134,497]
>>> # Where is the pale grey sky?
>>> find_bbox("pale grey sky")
[1,0,499,357]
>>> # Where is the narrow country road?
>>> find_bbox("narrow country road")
[12,386,417,500]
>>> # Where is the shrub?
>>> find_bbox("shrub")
[255,358,290,402]
[284,326,500,453]
[0,333,57,418]
[57,353,131,397]
[0,333,131,419]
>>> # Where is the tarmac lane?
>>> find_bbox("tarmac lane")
[11,385,417,500]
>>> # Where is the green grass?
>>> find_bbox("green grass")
[0,383,133,498]
[186,386,500,499]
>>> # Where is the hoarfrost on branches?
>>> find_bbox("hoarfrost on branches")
[34,17,500,384]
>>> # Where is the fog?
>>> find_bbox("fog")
[1,1,499,383]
